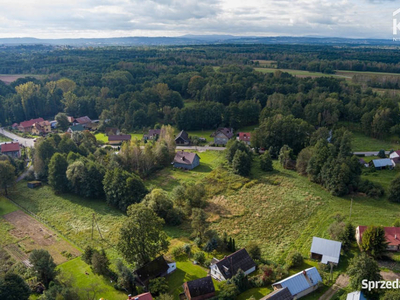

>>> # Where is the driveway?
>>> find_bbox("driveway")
[0,128,35,148]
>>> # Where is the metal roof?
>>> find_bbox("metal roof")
[372,158,393,168]
[272,267,322,296]
[310,237,342,264]
[346,291,366,300]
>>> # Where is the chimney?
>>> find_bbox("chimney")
[128,295,132,300]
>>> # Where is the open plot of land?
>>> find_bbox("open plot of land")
[0,74,43,84]
[252,60,278,68]
[8,182,126,249]
[254,68,347,78]
[3,210,81,265]
[351,131,400,152]
[0,134,12,143]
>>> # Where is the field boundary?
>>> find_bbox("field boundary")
[4,195,83,252]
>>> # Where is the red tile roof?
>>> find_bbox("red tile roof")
[127,292,153,300]
[19,118,44,128]
[238,132,251,142]
[358,226,400,246]
[76,116,92,124]
[1,142,20,153]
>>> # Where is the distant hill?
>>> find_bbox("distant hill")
[0,36,395,46]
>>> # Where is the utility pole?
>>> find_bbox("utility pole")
[349,198,353,220]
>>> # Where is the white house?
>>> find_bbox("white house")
[210,248,256,281]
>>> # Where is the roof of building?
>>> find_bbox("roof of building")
[238,132,251,141]
[212,248,256,280]
[19,118,45,128]
[108,135,131,142]
[1,142,20,153]
[148,129,161,136]
[173,151,199,165]
[310,237,342,264]
[175,130,189,142]
[260,287,293,300]
[272,267,322,296]
[212,128,234,139]
[128,292,153,300]
[346,291,366,300]
[133,256,169,285]
[358,226,400,246]
[393,150,400,156]
[185,276,215,298]
[392,157,400,165]
[68,124,85,132]
[75,116,92,124]
[372,158,393,168]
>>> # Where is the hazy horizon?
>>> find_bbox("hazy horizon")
[0,0,398,40]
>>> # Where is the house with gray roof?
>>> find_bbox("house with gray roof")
[310,237,342,265]
[370,158,393,170]
[210,248,256,281]
[172,151,200,170]
[272,267,322,299]
[175,130,190,145]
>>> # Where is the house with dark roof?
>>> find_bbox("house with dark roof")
[260,287,293,300]
[356,226,399,251]
[133,256,176,287]
[17,118,45,132]
[67,124,85,133]
[175,130,190,145]
[346,291,366,300]
[1,142,21,158]
[272,267,322,299]
[74,116,92,127]
[310,237,342,265]
[144,129,161,141]
[127,292,153,300]
[108,135,131,145]
[172,151,200,170]
[237,132,251,145]
[183,276,215,300]
[211,128,234,146]
[210,248,256,281]
[390,150,400,160]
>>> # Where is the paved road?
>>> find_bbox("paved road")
[176,145,225,151]
[353,151,390,156]
[0,128,35,148]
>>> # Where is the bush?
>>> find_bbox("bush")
[286,251,303,268]
[378,149,386,158]
[358,179,384,198]
[82,246,94,264]
[193,251,206,265]
[148,277,169,296]
[171,246,185,258]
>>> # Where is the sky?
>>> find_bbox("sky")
[0,0,398,39]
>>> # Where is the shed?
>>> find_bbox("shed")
[272,267,322,299]
[172,151,200,170]
[371,158,393,170]
[310,237,342,264]
[260,287,293,300]
[27,181,42,189]
[183,276,215,300]
[346,291,366,300]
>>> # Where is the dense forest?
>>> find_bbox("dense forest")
[0,44,400,143]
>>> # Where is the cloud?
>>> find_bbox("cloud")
[0,0,396,39]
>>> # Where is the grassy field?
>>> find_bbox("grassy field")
[95,132,144,143]
[8,182,126,249]
[254,68,347,78]
[57,258,127,300]
[0,134,12,143]
[0,196,18,216]
[351,131,400,152]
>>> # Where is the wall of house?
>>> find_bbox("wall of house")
[294,284,319,299]
[210,264,225,281]
[244,266,256,276]
[214,133,228,145]
[167,262,176,274]
[191,292,216,300]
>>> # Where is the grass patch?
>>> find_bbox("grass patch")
[0,197,18,216]
[351,131,399,152]
[0,134,12,143]
[57,257,127,300]
[237,287,272,300]
[254,68,346,78]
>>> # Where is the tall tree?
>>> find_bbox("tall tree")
[55,112,70,131]
[0,273,31,300]
[117,204,169,266]
[191,208,208,242]
[361,225,388,258]
[29,249,58,288]
[388,174,400,203]
[260,151,274,172]
[232,150,251,176]
[0,161,16,195]
[48,153,69,193]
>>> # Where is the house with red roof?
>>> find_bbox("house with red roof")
[17,118,45,132]
[237,132,251,145]
[1,142,21,158]
[356,226,400,251]
[127,292,153,300]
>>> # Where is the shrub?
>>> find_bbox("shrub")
[193,251,206,265]
[148,277,169,296]
[82,246,94,264]
[171,246,185,258]
[286,251,303,268]
[358,179,384,198]
[378,150,386,158]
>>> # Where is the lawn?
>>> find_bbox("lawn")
[57,257,127,300]
[186,129,215,143]
[145,150,225,192]
[254,68,347,78]
[351,131,400,152]
[0,134,12,143]
[0,196,18,216]
[95,132,144,143]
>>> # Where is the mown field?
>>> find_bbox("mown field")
[351,131,400,152]
[0,74,44,84]
[254,67,347,78]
